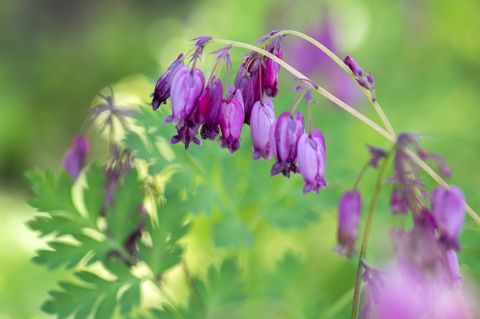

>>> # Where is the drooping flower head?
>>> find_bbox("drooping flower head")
[263,37,283,98]
[63,135,90,181]
[297,128,327,193]
[234,65,255,124]
[199,76,224,140]
[166,66,205,148]
[218,87,245,153]
[270,111,305,177]
[431,186,466,250]
[336,189,361,257]
[250,98,275,160]
[151,53,184,110]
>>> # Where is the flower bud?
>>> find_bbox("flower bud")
[63,135,90,181]
[199,77,223,140]
[431,186,466,250]
[296,128,327,193]
[234,69,255,124]
[264,45,282,97]
[151,53,184,110]
[270,112,304,177]
[336,190,361,257]
[250,98,275,160]
[344,55,363,76]
[218,87,245,153]
[168,66,205,125]
[390,187,408,214]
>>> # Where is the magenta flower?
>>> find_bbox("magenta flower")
[167,66,205,125]
[390,187,408,214]
[368,145,388,168]
[151,53,184,110]
[63,135,90,181]
[263,39,282,97]
[431,186,466,250]
[218,87,245,153]
[296,128,327,193]
[270,112,304,177]
[234,67,255,124]
[336,190,361,257]
[199,77,223,140]
[249,98,275,160]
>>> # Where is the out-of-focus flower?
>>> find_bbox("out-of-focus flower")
[296,128,327,193]
[390,187,409,214]
[219,87,245,153]
[151,53,184,110]
[336,190,361,257]
[63,135,90,181]
[368,145,388,168]
[250,98,275,160]
[431,186,466,250]
[199,77,223,140]
[270,111,305,177]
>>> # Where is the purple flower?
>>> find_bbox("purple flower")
[297,129,327,193]
[336,190,361,257]
[263,40,282,97]
[368,145,388,168]
[63,135,90,181]
[234,67,255,124]
[199,77,223,140]
[218,87,245,153]
[250,98,275,160]
[166,66,205,148]
[431,186,466,250]
[270,112,304,177]
[442,249,462,288]
[151,53,184,110]
[390,187,408,214]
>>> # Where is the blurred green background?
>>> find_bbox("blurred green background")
[1,0,480,318]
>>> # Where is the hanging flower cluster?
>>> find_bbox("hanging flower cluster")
[150,35,327,194]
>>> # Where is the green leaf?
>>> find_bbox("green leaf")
[139,186,190,277]
[42,270,140,319]
[106,170,144,243]
[83,164,106,223]
[213,217,253,248]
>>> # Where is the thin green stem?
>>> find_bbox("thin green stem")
[208,37,480,226]
[272,30,396,136]
[351,153,391,319]
[352,162,370,190]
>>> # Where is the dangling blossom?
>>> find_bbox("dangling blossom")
[367,145,388,168]
[270,112,305,177]
[165,66,205,148]
[151,53,184,110]
[296,128,327,193]
[431,186,466,250]
[218,87,245,153]
[336,189,361,257]
[199,76,223,140]
[389,187,409,214]
[234,65,255,123]
[249,98,275,160]
[63,135,90,181]
[263,38,283,97]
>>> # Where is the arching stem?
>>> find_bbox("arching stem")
[208,37,480,226]
[351,151,391,319]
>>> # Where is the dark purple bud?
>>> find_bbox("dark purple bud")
[264,46,282,97]
[366,72,375,86]
[257,30,281,42]
[270,112,304,177]
[63,135,90,181]
[250,98,275,160]
[234,68,255,124]
[356,77,369,89]
[431,186,466,250]
[151,53,184,110]
[368,145,388,168]
[168,66,205,125]
[193,35,213,47]
[336,190,361,257]
[199,77,223,140]
[219,87,245,153]
[390,187,409,214]
[344,55,363,76]
[297,129,327,193]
